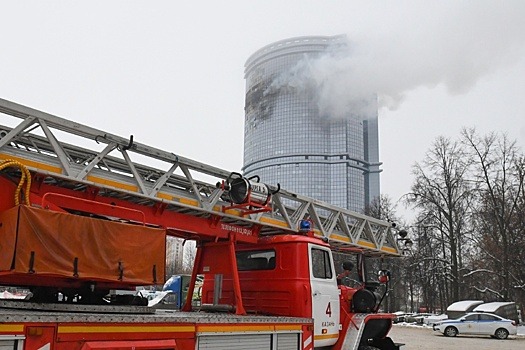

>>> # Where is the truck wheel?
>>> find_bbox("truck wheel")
[358,346,380,350]
[444,326,458,337]
[494,328,509,339]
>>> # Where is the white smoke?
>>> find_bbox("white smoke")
[269,1,525,118]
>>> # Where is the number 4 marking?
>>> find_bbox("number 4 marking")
[326,302,332,317]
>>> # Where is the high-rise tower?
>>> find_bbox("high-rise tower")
[242,35,381,212]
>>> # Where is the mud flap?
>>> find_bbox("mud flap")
[341,314,402,350]
[341,314,367,350]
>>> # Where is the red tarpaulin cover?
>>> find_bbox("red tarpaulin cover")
[0,206,166,287]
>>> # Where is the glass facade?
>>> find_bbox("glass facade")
[242,36,381,212]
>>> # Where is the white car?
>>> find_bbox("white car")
[433,312,517,339]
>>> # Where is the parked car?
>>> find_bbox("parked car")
[393,311,412,324]
[433,312,518,339]
[422,314,448,326]
[405,313,432,324]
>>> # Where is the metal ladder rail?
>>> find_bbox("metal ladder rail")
[0,98,402,256]
[0,127,222,204]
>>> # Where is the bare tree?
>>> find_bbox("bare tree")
[406,136,474,304]
[165,237,184,279]
[462,129,525,304]
[182,241,197,274]
[404,130,525,314]
[364,194,400,224]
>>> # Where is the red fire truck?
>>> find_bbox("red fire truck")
[0,98,406,350]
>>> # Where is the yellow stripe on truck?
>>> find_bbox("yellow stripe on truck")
[197,324,302,333]
[381,246,398,254]
[357,240,376,248]
[179,197,198,206]
[0,324,24,333]
[259,216,289,228]
[330,233,399,254]
[330,233,377,248]
[0,153,62,174]
[87,175,138,192]
[58,325,195,334]
[330,233,352,243]
[157,192,174,201]
[314,333,339,340]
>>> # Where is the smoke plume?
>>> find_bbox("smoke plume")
[269,1,525,118]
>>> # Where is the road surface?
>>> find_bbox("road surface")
[389,324,525,350]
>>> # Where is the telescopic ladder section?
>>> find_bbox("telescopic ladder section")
[0,98,402,257]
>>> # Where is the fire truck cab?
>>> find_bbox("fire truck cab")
[199,234,399,349]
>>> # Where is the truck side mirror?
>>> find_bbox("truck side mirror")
[342,261,354,271]
[378,270,391,283]
[336,261,355,285]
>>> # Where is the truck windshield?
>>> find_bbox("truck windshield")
[236,250,276,271]
[332,251,384,285]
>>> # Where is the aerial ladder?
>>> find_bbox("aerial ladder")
[0,98,405,350]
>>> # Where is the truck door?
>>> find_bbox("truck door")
[308,244,340,347]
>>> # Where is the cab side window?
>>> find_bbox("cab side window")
[236,250,276,271]
[311,248,333,279]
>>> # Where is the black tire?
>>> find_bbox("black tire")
[444,326,458,337]
[494,328,509,340]
[358,346,380,350]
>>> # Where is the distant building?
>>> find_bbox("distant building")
[242,35,381,212]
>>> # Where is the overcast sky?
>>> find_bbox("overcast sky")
[1,1,524,219]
